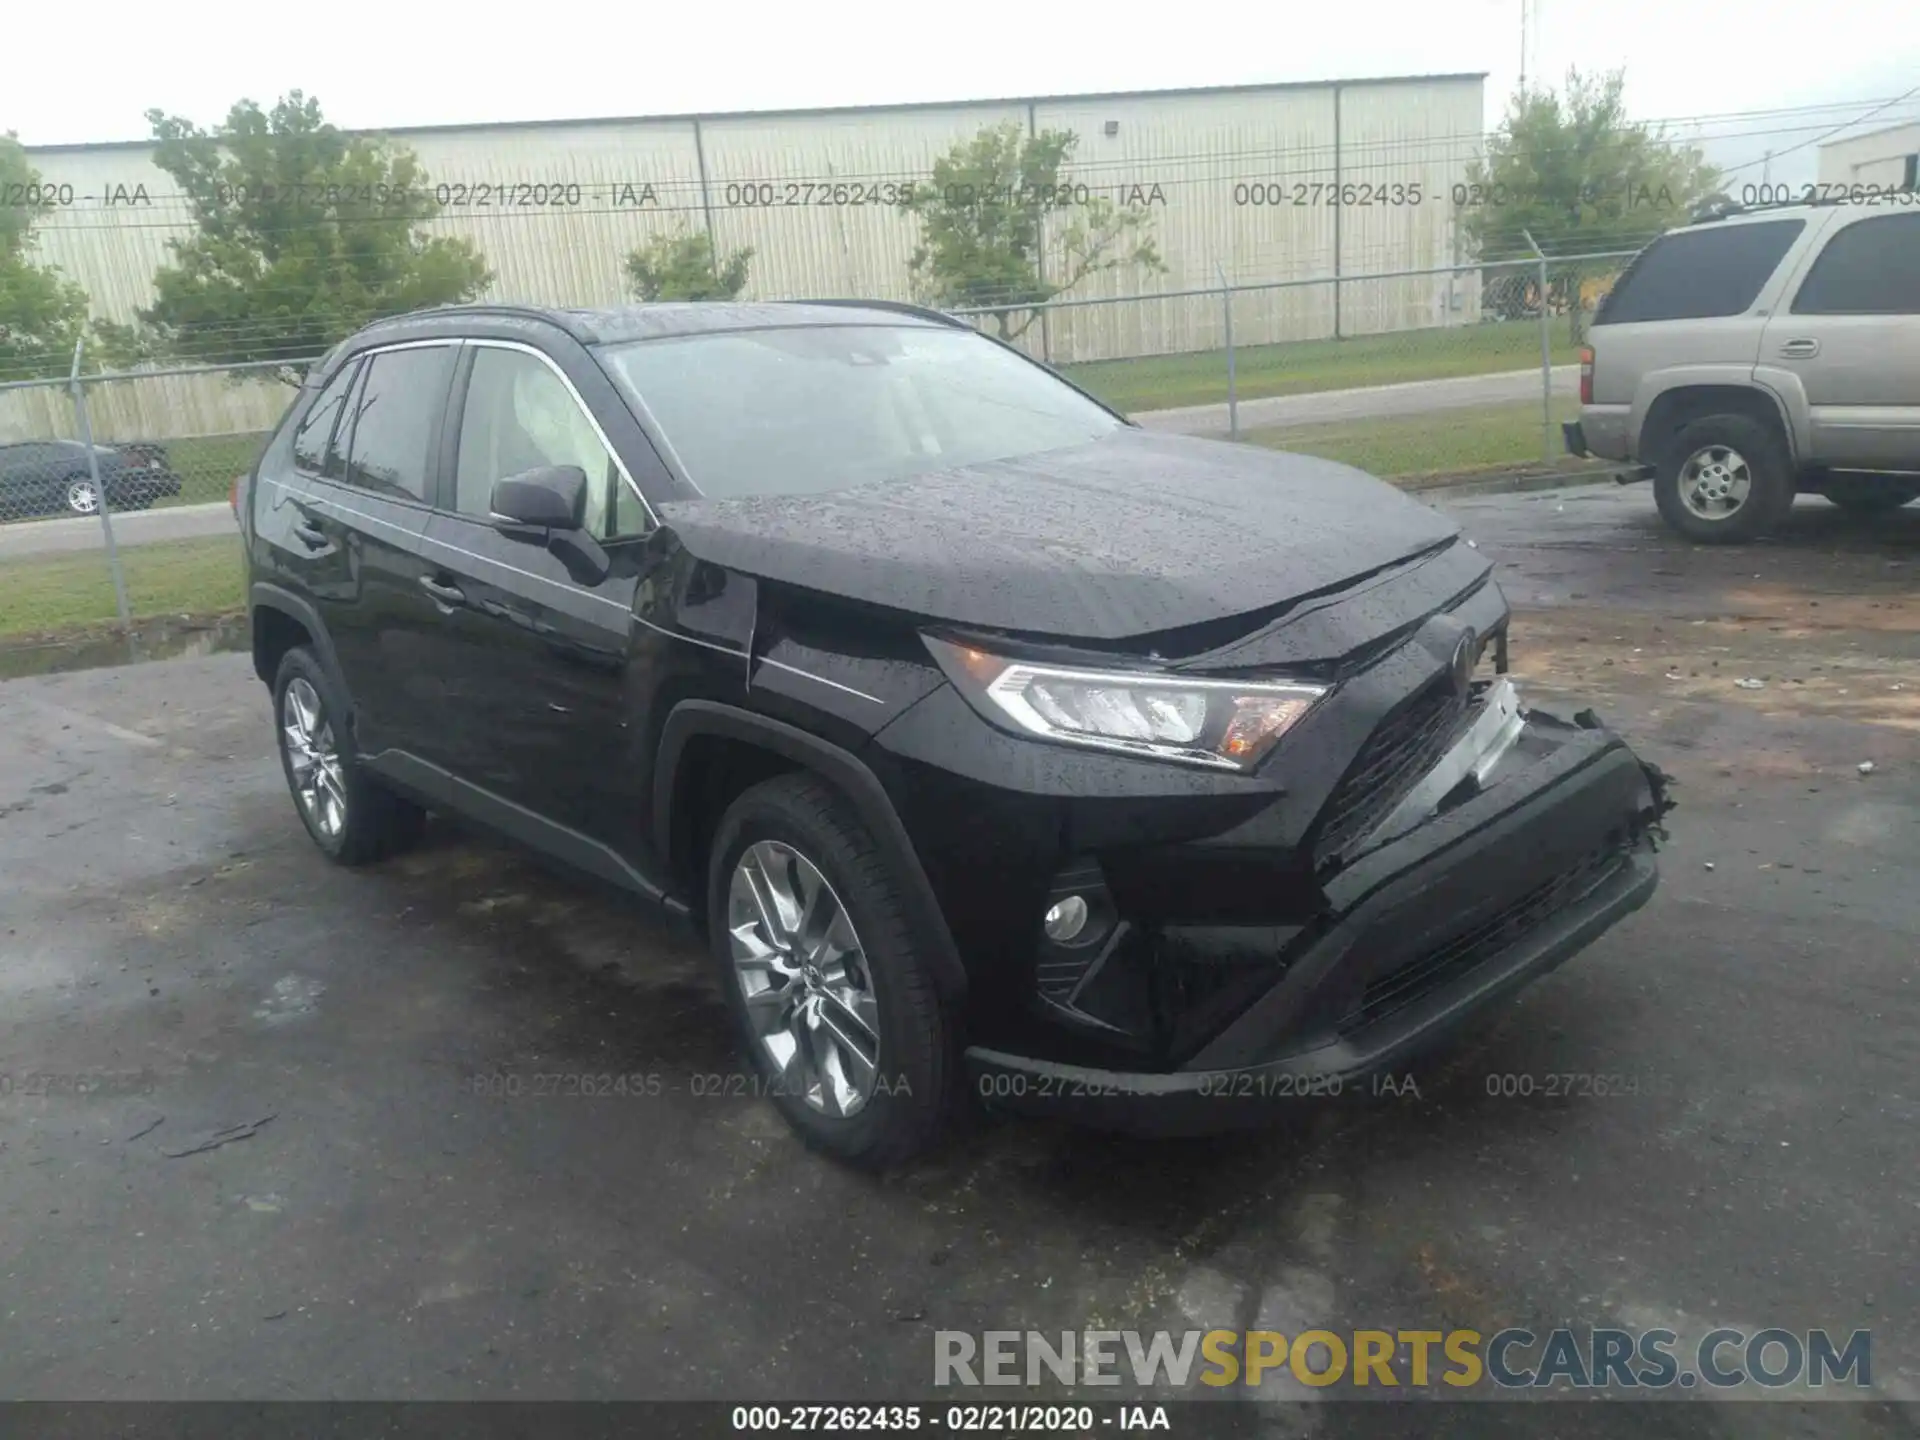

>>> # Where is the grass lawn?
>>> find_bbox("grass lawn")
[1060,321,1580,414]
[0,534,244,637]
[156,431,271,508]
[1245,398,1588,480]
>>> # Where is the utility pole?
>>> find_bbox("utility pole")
[1519,0,1528,93]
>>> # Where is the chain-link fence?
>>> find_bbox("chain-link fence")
[950,250,1634,463]
[1,249,1633,645]
[0,352,297,642]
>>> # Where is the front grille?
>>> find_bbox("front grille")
[1337,844,1627,1035]
[1313,680,1470,864]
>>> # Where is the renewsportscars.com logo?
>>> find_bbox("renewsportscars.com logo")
[934,1328,1873,1392]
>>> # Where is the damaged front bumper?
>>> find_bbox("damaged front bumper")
[964,692,1676,1134]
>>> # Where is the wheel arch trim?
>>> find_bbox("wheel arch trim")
[249,583,347,697]
[654,699,969,1003]
[1633,374,1802,467]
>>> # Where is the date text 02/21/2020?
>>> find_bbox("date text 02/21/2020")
[729,1404,1171,1432]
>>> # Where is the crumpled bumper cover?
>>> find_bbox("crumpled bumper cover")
[964,704,1676,1135]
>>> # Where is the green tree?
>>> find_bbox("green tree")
[1463,70,1724,339]
[623,223,753,301]
[128,92,491,370]
[0,135,94,381]
[902,122,1164,339]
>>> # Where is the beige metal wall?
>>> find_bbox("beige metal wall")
[12,76,1485,437]
[1817,123,1920,187]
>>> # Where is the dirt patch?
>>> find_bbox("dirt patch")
[1511,602,1920,734]
[1715,587,1920,636]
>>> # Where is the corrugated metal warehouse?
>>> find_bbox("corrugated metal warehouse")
[24,74,1485,356]
[1818,121,1920,190]
[7,75,1486,445]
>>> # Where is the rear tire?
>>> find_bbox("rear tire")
[707,772,957,1168]
[1652,414,1794,543]
[1822,475,1920,515]
[272,646,425,865]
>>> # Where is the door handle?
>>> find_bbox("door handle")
[1778,338,1821,358]
[418,575,466,608]
[291,518,330,550]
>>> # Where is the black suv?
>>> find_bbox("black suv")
[238,301,1675,1166]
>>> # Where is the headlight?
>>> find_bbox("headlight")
[925,636,1327,771]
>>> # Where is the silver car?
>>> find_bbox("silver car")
[1566,196,1920,542]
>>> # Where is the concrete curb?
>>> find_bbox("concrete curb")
[1399,465,1635,499]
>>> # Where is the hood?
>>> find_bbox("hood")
[655,429,1461,641]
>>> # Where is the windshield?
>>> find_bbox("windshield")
[596,324,1122,498]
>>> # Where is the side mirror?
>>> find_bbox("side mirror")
[490,465,587,532]
[489,464,610,587]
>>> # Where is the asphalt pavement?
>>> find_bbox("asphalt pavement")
[1,486,1916,1432]
[0,502,232,558]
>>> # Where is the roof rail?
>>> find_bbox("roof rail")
[411,302,563,323]
[783,298,969,328]
[1686,189,1909,225]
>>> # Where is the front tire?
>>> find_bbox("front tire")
[272,646,425,865]
[707,773,957,1168]
[1652,414,1795,543]
[64,476,100,515]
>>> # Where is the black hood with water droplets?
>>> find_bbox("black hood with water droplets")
[656,429,1463,641]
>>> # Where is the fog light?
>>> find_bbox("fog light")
[1043,895,1090,943]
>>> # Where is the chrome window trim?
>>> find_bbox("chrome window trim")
[268,339,883,708]
[460,337,661,532]
[617,383,701,497]
[323,339,460,507]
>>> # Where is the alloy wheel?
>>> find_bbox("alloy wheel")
[66,478,99,515]
[282,676,347,840]
[727,839,882,1117]
[1678,445,1752,521]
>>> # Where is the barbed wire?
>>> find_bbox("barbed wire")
[0,250,1628,382]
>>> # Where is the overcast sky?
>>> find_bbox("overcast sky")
[7,0,1917,184]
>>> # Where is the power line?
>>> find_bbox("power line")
[1716,84,1920,177]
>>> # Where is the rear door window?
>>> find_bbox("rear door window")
[1596,220,1806,324]
[1790,214,1920,314]
[339,346,456,502]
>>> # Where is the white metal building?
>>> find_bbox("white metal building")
[23,74,1486,371]
[1817,122,1920,191]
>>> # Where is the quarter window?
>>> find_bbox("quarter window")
[325,363,366,481]
[339,347,455,501]
[1595,220,1806,324]
[453,347,644,539]
[290,360,360,473]
[1791,214,1920,315]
